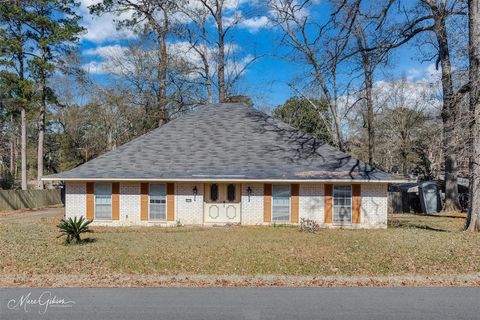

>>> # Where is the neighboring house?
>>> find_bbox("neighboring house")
[44,103,408,228]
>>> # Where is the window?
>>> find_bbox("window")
[272,185,290,221]
[210,184,218,202]
[333,185,352,225]
[149,184,166,220]
[227,184,236,202]
[95,183,112,220]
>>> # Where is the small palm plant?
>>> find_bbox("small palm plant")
[57,216,94,244]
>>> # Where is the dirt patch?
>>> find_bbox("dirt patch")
[0,206,64,221]
[1,273,480,288]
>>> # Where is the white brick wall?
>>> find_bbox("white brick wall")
[120,183,141,225]
[65,182,86,219]
[63,181,388,228]
[241,183,264,225]
[361,183,388,228]
[299,183,324,224]
[176,183,204,225]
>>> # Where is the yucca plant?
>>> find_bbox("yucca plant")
[57,216,94,244]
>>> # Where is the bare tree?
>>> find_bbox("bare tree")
[466,0,479,231]
[374,0,469,211]
[198,0,244,102]
[183,5,215,103]
[353,24,376,165]
[375,78,433,175]
[268,0,362,151]
[90,0,183,126]
[348,1,396,166]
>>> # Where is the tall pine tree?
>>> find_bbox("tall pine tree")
[0,1,30,190]
[25,0,84,188]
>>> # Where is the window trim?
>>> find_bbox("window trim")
[332,184,353,226]
[148,183,167,222]
[271,184,291,222]
[94,182,112,220]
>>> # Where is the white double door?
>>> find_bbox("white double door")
[204,183,241,224]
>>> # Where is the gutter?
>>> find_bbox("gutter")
[42,177,414,184]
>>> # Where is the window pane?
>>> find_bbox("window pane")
[227,184,236,202]
[272,185,290,221]
[95,183,112,220]
[210,184,218,202]
[333,185,352,224]
[150,184,166,220]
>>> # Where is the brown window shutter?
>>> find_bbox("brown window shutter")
[167,183,175,221]
[324,184,333,224]
[112,182,120,220]
[290,184,299,223]
[352,184,361,224]
[86,182,94,220]
[263,184,272,222]
[140,183,149,221]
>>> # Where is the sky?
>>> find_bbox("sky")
[76,0,440,109]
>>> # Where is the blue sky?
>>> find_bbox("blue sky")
[77,0,437,108]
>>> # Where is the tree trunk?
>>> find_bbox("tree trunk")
[10,139,14,176]
[216,6,226,103]
[21,106,27,190]
[201,14,213,104]
[37,63,47,189]
[15,135,19,180]
[158,32,168,127]
[9,114,14,176]
[466,0,480,231]
[206,76,213,104]
[148,11,169,128]
[432,7,461,211]
[16,15,27,190]
[365,70,375,166]
[354,25,375,165]
[330,101,345,151]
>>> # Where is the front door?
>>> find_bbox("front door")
[204,183,241,224]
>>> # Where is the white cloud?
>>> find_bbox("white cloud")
[81,61,107,74]
[239,16,270,33]
[79,0,136,43]
[373,68,442,112]
[82,44,131,74]
[83,44,128,57]
[83,40,253,80]
[78,0,268,42]
[424,63,442,83]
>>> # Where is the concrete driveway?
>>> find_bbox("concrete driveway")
[0,206,64,222]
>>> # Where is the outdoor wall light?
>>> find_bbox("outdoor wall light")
[247,186,252,202]
[193,186,198,201]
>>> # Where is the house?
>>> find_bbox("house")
[44,103,408,228]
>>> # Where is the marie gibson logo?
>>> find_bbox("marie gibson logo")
[6,291,76,314]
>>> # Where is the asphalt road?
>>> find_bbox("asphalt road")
[1,288,479,320]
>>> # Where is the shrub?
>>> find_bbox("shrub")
[57,216,93,244]
[0,170,15,189]
[299,218,320,233]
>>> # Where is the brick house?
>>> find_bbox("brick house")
[44,103,408,228]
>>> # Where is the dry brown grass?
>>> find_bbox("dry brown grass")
[1,212,479,285]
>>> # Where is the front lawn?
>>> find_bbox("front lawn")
[0,213,479,286]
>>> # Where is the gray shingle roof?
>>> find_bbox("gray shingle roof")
[45,103,404,182]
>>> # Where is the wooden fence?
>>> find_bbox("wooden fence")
[0,189,63,211]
